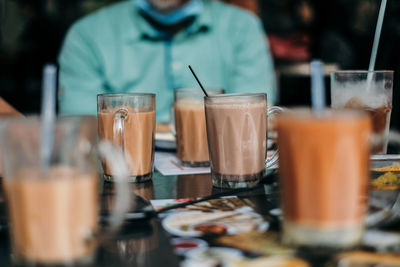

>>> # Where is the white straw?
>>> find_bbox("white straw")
[40,64,57,170]
[369,0,387,72]
[310,60,326,113]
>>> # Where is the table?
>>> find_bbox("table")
[0,170,278,267]
[0,169,399,267]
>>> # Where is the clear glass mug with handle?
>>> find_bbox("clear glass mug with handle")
[98,93,156,182]
[204,93,283,188]
[0,116,132,266]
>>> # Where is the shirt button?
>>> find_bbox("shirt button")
[172,62,182,70]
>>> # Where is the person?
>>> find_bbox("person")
[58,0,276,122]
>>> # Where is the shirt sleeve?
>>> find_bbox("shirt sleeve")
[229,12,277,104]
[58,23,105,115]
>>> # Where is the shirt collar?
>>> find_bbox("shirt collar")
[185,1,211,35]
[125,1,211,42]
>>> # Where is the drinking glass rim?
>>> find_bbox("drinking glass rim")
[205,92,266,100]
[331,70,394,74]
[175,87,225,93]
[97,93,155,98]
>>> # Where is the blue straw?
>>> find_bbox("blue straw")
[367,0,387,89]
[40,64,57,170]
[310,60,326,113]
[369,0,387,72]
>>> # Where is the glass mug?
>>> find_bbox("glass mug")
[170,88,224,167]
[331,70,393,154]
[0,116,132,266]
[98,94,156,182]
[204,93,282,188]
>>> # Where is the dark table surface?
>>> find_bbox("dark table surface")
[0,170,280,267]
[0,168,399,267]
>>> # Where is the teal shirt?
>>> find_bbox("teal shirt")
[58,0,276,122]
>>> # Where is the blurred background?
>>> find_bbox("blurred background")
[1,0,400,128]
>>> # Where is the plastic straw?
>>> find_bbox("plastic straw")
[310,60,326,113]
[188,65,209,97]
[369,0,387,72]
[40,64,57,170]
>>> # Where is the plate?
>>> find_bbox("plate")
[171,237,208,256]
[182,247,244,267]
[162,210,268,237]
[368,155,400,227]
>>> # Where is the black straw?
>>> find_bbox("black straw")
[188,65,208,97]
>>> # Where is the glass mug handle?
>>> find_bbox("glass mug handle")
[169,105,176,136]
[97,141,132,241]
[113,108,129,154]
[265,106,284,169]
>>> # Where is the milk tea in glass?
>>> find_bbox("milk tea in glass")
[331,71,393,154]
[98,94,156,182]
[173,88,224,167]
[276,109,371,249]
[205,93,281,188]
[0,116,131,266]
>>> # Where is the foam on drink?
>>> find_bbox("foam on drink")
[331,81,390,108]
[331,81,392,154]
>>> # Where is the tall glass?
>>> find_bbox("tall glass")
[277,109,371,249]
[172,88,224,167]
[331,70,393,154]
[0,116,131,266]
[98,94,156,182]
[204,93,281,188]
